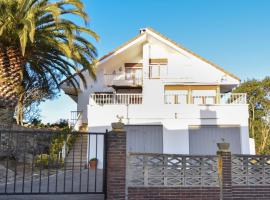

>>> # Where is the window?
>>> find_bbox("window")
[165,90,188,104]
[192,90,216,104]
[149,58,168,79]
[125,63,142,81]
[125,68,142,81]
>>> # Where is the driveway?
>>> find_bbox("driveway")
[0,169,104,200]
[0,194,104,200]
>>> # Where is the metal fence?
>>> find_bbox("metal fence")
[127,153,219,187]
[0,129,107,195]
[232,155,270,186]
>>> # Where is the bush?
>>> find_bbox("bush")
[35,153,63,168]
[35,128,78,168]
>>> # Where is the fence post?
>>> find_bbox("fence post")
[106,122,126,200]
[217,143,233,200]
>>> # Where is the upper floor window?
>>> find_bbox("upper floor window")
[149,58,168,79]
[125,63,143,81]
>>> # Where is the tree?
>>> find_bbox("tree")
[15,74,57,125]
[234,77,270,154]
[0,0,98,128]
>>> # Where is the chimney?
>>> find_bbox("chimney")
[139,28,146,34]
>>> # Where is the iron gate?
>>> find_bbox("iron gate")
[0,130,107,195]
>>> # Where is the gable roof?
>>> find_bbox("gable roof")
[61,27,240,85]
[99,27,240,81]
[98,32,146,62]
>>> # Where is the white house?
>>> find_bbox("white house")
[61,28,255,167]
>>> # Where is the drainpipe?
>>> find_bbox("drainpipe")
[126,103,130,124]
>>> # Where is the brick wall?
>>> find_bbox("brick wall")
[232,186,270,199]
[128,187,220,200]
[106,129,126,200]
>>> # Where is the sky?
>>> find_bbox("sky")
[40,0,270,123]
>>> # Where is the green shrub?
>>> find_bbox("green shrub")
[35,153,63,168]
[35,129,78,168]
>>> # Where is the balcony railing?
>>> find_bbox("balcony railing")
[165,93,247,105]
[90,93,246,105]
[69,111,82,129]
[90,93,143,105]
[104,73,142,86]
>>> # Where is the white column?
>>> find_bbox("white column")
[240,125,251,154]
[162,120,190,154]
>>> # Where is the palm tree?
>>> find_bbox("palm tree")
[0,0,98,128]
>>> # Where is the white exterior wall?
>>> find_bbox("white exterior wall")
[88,103,250,154]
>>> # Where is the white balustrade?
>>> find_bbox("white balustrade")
[104,73,142,86]
[164,93,247,105]
[90,93,143,105]
[90,93,246,105]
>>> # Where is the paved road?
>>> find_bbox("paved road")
[0,169,104,200]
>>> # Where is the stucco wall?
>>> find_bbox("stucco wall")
[88,103,250,154]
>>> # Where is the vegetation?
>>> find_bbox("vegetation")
[90,158,97,161]
[234,77,270,154]
[35,153,63,168]
[35,122,78,168]
[0,0,98,127]
[15,75,57,125]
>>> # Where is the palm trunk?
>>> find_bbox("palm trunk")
[16,92,25,125]
[0,45,24,129]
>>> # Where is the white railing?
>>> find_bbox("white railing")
[69,111,82,130]
[165,93,247,105]
[90,93,246,105]
[90,93,143,105]
[220,93,247,104]
[104,73,142,86]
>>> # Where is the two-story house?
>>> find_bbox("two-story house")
[61,28,255,166]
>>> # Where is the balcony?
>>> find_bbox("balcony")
[90,93,143,105]
[104,73,142,87]
[90,93,246,105]
[164,93,247,105]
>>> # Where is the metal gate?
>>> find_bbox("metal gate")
[0,129,107,196]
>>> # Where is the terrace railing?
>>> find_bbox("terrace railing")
[69,111,82,129]
[90,93,143,105]
[165,93,247,105]
[104,73,143,86]
[90,93,246,105]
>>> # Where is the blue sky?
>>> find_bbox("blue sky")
[40,0,270,123]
